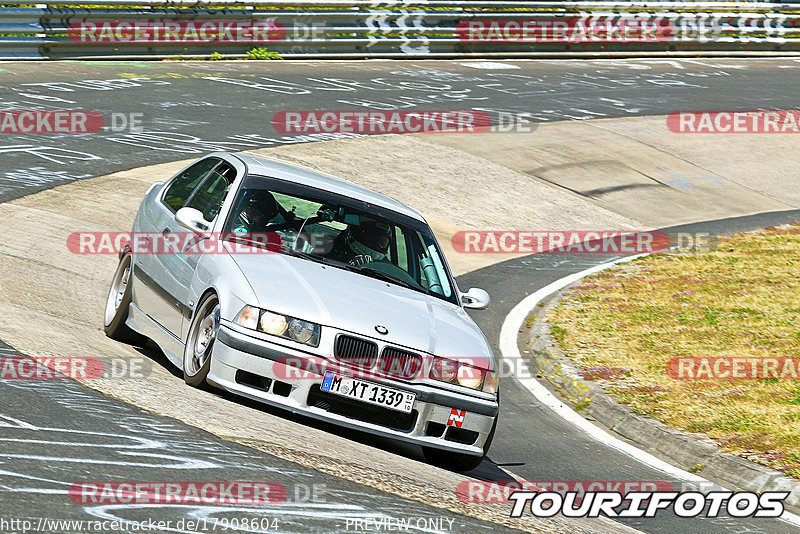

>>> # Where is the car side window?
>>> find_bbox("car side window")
[184,162,237,223]
[410,230,450,298]
[389,226,410,271]
[162,158,220,212]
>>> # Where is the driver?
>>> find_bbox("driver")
[232,190,286,234]
[331,217,392,266]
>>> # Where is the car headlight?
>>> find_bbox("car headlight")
[457,365,484,390]
[235,306,321,347]
[482,370,498,395]
[429,356,494,392]
[430,357,459,382]
[260,311,288,336]
[287,318,318,344]
[235,305,259,330]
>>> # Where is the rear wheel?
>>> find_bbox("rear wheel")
[423,391,499,472]
[183,294,220,387]
[103,253,147,345]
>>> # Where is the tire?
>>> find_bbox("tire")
[423,390,500,472]
[103,253,147,345]
[183,293,220,388]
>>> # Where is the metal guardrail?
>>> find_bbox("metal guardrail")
[3,1,800,59]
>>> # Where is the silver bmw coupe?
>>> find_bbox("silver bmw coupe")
[104,151,499,470]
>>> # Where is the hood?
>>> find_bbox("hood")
[229,252,493,362]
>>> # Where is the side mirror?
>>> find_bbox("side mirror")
[461,287,490,310]
[175,207,209,234]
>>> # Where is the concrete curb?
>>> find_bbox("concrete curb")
[524,287,800,513]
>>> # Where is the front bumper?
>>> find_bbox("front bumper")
[209,324,498,455]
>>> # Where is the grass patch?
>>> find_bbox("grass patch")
[246,47,282,60]
[550,223,800,478]
[574,397,591,411]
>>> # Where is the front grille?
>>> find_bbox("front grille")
[378,346,423,379]
[307,385,418,432]
[334,335,378,368]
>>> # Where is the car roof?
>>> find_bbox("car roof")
[227,151,426,223]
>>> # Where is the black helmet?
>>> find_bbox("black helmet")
[348,218,391,256]
[243,190,280,221]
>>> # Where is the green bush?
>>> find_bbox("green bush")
[246,47,281,60]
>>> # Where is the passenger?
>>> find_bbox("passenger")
[232,190,286,234]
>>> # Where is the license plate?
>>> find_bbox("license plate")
[320,372,415,413]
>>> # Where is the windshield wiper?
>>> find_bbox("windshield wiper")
[350,266,430,294]
[280,248,355,271]
[280,247,329,266]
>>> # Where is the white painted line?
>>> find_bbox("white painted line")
[498,254,800,527]
[0,414,36,429]
[457,61,521,70]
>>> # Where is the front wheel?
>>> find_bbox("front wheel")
[183,294,220,387]
[103,253,146,345]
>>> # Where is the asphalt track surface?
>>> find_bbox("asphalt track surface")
[2,59,800,533]
[2,57,800,202]
[0,342,514,534]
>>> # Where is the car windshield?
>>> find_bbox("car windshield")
[223,174,458,305]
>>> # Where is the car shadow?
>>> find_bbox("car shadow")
[469,459,513,481]
[134,340,182,380]
[131,339,505,477]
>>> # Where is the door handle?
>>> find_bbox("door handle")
[162,227,171,236]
